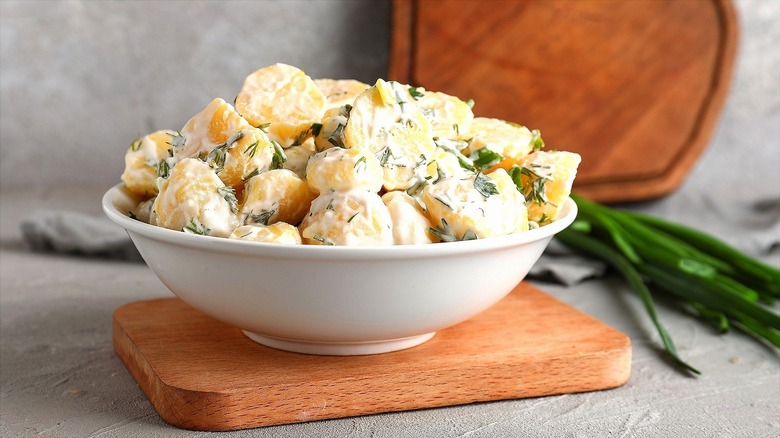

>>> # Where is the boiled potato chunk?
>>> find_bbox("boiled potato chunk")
[382,191,434,245]
[282,145,315,179]
[235,63,327,148]
[462,117,541,172]
[344,79,436,191]
[300,189,393,246]
[306,147,383,194]
[153,158,241,237]
[121,129,177,197]
[515,150,581,224]
[176,98,253,163]
[211,127,281,188]
[314,78,369,110]
[414,89,474,140]
[229,223,302,245]
[422,169,528,241]
[241,169,316,226]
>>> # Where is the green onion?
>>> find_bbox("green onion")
[555,193,780,374]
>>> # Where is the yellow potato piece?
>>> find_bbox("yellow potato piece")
[241,169,316,226]
[121,130,177,197]
[414,89,474,140]
[212,127,281,188]
[516,150,581,224]
[306,147,383,194]
[425,146,473,182]
[314,78,369,110]
[422,169,528,241]
[176,98,253,163]
[153,158,241,237]
[344,79,436,191]
[462,117,541,172]
[229,223,302,245]
[235,63,327,148]
[314,106,349,152]
[382,191,434,245]
[300,189,393,246]
[282,145,315,179]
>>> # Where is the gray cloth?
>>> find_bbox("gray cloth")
[20,210,142,261]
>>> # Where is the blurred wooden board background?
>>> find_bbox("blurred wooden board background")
[389,0,737,203]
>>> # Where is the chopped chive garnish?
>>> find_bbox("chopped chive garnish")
[270,140,286,169]
[244,140,259,158]
[217,186,238,213]
[408,86,425,100]
[312,234,334,245]
[130,138,142,152]
[244,209,275,226]
[347,212,360,223]
[182,218,210,235]
[474,172,499,198]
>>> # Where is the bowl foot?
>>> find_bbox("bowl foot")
[242,331,436,355]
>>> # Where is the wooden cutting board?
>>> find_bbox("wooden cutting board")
[389,0,737,203]
[113,283,631,431]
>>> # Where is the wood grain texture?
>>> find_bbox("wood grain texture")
[113,283,631,431]
[389,0,737,203]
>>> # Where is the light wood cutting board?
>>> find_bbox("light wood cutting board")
[113,283,631,431]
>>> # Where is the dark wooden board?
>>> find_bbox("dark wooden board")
[389,0,737,202]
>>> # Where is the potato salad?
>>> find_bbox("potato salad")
[120,63,581,246]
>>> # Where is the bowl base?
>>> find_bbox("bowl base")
[242,331,436,356]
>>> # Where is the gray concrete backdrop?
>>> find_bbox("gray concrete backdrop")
[1,0,778,202]
[0,0,390,189]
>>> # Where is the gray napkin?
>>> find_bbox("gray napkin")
[20,210,142,261]
[527,238,608,286]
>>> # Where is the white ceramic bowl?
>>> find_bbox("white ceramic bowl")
[103,184,577,355]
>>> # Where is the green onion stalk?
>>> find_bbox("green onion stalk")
[555,194,780,375]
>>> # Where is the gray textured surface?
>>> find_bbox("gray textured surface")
[0,0,390,189]
[1,0,779,437]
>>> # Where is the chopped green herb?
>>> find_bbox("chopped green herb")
[375,146,393,166]
[293,123,324,146]
[354,155,367,173]
[408,86,425,100]
[328,123,346,147]
[270,140,287,169]
[218,186,238,213]
[510,165,549,205]
[469,147,503,171]
[255,122,271,132]
[433,138,475,172]
[453,123,460,136]
[530,129,545,151]
[182,218,210,235]
[242,168,260,182]
[464,98,475,109]
[339,104,353,118]
[429,218,479,242]
[433,195,452,210]
[130,137,142,152]
[474,172,499,198]
[167,131,186,149]
[312,234,335,245]
[347,212,360,223]
[244,140,259,158]
[207,144,229,173]
[326,199,335,211]
[156,159,171,178]
[245,209,275,226]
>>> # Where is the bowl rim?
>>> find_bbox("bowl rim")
[102,183,577,260]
